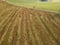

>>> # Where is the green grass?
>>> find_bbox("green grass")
[6,0,37,3]
[6,0,60,12]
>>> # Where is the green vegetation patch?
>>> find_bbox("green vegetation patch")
[6,0,60,12]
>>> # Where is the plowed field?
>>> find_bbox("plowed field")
[0,1,60,45]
